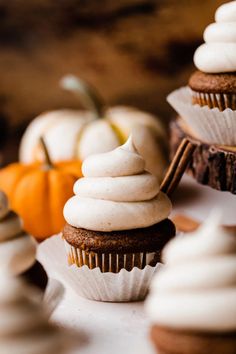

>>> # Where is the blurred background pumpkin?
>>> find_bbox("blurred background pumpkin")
[19,76,167,181]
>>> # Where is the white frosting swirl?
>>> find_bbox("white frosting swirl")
[81,136,145,177]
[64,136,171,232]
[215,1,236,22]
[0,273,66,354]
[0,191,36,274]
[146,210,236,332]
[194,1,236,73]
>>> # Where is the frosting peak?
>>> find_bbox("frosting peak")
[64,135,171,231]
[146,210,236,332]
[215,1,236,22]
[82,135,145,178]
[162,210,236,265]
[194,1,236,73]
[0,191,36,275]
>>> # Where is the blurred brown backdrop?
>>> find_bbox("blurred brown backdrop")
[0,0,225,162]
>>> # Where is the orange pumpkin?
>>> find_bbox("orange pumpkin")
[0,139,82,240]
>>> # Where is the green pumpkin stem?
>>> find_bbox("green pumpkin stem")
[60,74,105,120]
[40,137,53,168]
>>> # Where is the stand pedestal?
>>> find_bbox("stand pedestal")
[170,119,236,195]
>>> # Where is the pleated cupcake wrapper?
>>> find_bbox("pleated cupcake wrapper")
[192,91,236,111]
[37,235,162,302]
[64,239,159,273]
[167,87,236,146]
[43,278,65,316]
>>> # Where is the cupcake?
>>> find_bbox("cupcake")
[0,190,48,290]
[190,1,236,111]
[63,135,175,301]
[0,272,67,354]
[146,211,236,354]
[167,1,236,146]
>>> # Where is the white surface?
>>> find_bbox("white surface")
[46,175,236,354]
[171,175,236,224]
[52,291,155,354]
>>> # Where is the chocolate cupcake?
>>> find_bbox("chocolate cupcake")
[189,71,236,111]
[146,211,236,354]
[63,136,175,301]
[64,220,175,272]
[189,1,236,111]
[0,190,48,291]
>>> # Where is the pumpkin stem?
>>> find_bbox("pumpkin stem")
[60,74,105,120]
[40,137,53,168]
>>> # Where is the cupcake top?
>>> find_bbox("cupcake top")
[0,190,36,275]
[194,1,236,73]
[146,210,236,332]
[64,135,171,232]
[0,272,66,354]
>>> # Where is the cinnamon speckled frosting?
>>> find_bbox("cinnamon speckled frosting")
[146,210,236,332]
[64,136,172,232]
[194,1,236,73]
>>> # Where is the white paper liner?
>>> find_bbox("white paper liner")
[43,278,65,315]
[167,87,236,146]
[38,235,162,302]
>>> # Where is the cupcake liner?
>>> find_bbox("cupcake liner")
[64,239,159,273]
[167,87,236,146]
[43,278,65,316]
[38,235,162,302]
[192,91,236,111]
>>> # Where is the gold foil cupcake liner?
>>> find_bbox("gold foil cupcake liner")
[167,87,236,146]
[192,91,236,111]
[38,235,162,302]
[65,240,160,273]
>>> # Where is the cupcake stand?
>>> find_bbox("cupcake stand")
[170,118,236,194]
[38,174,236,354]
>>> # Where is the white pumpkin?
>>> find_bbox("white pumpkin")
[19,77,167,180]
